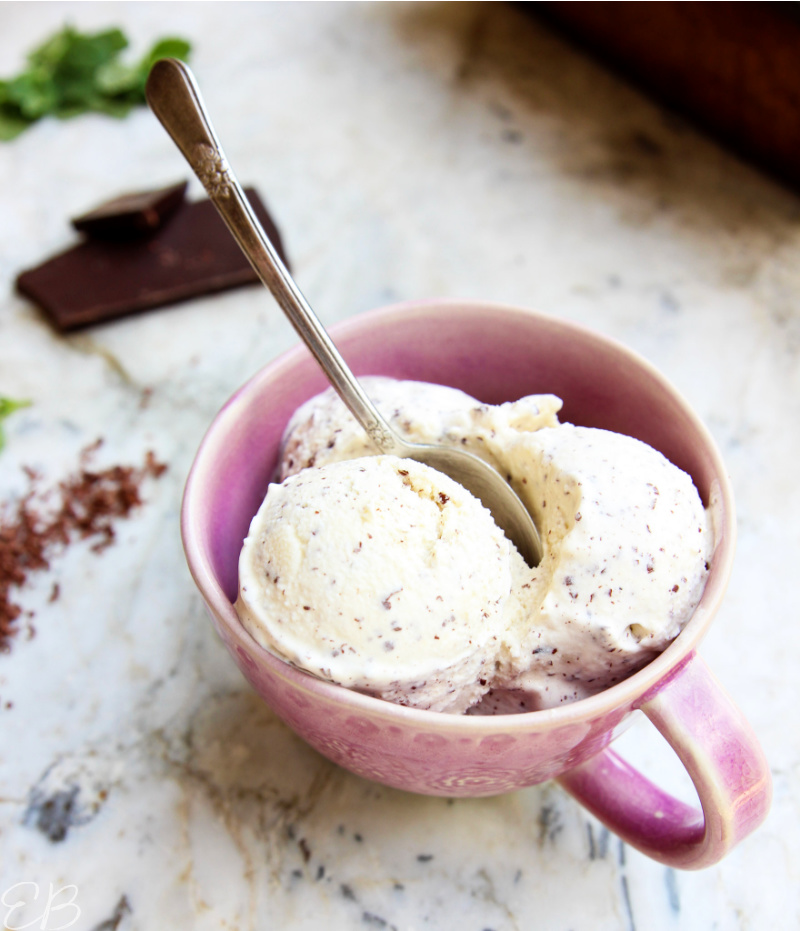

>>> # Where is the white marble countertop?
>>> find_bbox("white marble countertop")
[1,3,798,929]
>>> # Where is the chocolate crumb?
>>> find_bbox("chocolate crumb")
[381,588,402,610]
[0,444,167,651]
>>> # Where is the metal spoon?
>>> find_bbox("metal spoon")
[145,58,542,567]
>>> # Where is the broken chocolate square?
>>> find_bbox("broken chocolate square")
[71,180,188,239]
[16,187,290,331]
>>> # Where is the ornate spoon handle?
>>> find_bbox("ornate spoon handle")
[146,57,403,454]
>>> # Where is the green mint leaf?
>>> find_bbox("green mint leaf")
[141,37,192,69]
[87,96,138,119]
[27,26,75,70]
[96,37,192,101]
[0,112,33,141]
[5,69,58,119]
[0,397,31,419]
[0,93,34,140]
[94,58,141,97]
[0,397,31,453]
[1,25,191,140]
[55,28,129,87]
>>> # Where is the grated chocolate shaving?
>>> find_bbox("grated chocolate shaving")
[0,442,167,651]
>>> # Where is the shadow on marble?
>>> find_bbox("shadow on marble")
[386,3,800,274]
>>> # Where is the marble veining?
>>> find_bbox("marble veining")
[1,3,798,929]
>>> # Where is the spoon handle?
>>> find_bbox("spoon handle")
[145,58,403,455]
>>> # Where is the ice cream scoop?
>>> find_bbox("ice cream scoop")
[145,58,542,567]
[272,378,714,710]
[236,455,526,713]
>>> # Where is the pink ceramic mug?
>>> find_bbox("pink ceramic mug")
[181,300,771,869]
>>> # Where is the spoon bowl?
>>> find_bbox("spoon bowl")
[145,57,542,566]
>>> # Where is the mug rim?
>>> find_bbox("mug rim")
[181,298,736,731]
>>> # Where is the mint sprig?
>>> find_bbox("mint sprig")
[0,26,191,141]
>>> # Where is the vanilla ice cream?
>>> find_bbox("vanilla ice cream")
[236,455,527,713]
[236,377,713,712]
[276,377,562,482]
[491,423,713,707]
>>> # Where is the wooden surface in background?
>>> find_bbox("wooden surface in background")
[531,2,800,189]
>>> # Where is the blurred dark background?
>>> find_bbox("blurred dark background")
[523,3,800,192]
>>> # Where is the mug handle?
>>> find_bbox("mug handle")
[557,652,772,869]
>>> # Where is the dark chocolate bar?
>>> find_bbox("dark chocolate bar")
[16,188,290,331]
[71,180,188,239]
